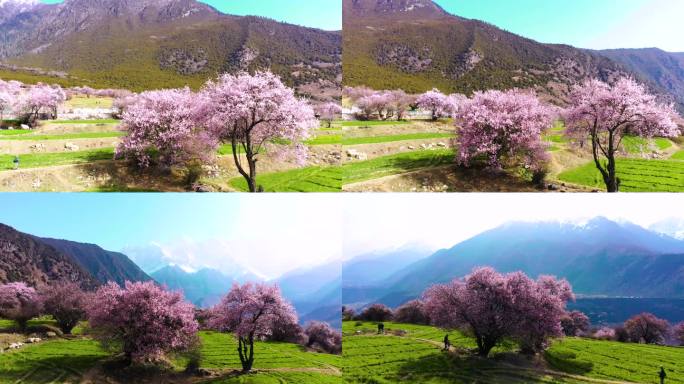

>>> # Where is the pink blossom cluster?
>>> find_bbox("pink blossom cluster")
[207,282,298,372]
[0,282,42,330]
[345,86,417,121]
[564,77,680,191]
[316,102,343,127]
[416,88,463,120]
[304,321,342,354]
[423,267,574,357]
[40,282,88,335]
[455,89,553,172]
[199,71,317,169]
[87,281,199,364]
[116,88,217,168]
[117,71,316,191]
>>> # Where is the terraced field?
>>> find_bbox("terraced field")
[343,321,680,384]
[0,111,345,191]
[0,330,342,384]
[558,159,684,192]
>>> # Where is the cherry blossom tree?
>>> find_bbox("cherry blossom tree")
[267,307,305,344]
[116,88,216,169]
[561,310,591,337]
[623,313,670,344]
[594,327,616,341]
[456,89,553,177]
[394,300,430,325]
[207,282,298,372]
[510,274,574,354]
[423,267,574,357]
[15,84,66,125]
[198,72,317,192]
[357,303,393,322]
[388,90,416,121]
[0,282,42,331]
[416,89,463,120]
[317,102,342,127]
[304,321,342,354]
[564,78,680,192]
[87,281,199,365]
[40,283,88,334]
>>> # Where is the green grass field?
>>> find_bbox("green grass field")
[344,321,684,384]
[671,151,684,160]
[0,148,115,170]
[227,149,455,191]
[622,136,673,154]
[342,149,455,185]
[0,129,31,136]
[229,166,342,192]
[0,330,341,384]
[0,132,124,141]
[50,119,120,125]
[340,120,411,127]
[558,159,684,192]
[64,97,114,109]
[342,133,452,146]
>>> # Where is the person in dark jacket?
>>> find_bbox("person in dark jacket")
[660,366,667,384]
[377,323,384,334]
[13,156,19,170]
[443,334,450,351]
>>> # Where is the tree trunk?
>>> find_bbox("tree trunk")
[237,336,255,372]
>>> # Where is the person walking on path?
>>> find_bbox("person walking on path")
[660,366,667,384]
[443,334,450,351]
[13,156,19,170]
[377,323,385,334]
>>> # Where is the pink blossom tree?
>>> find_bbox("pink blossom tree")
[417,89,463,120]
[509,274,574,354]
[0,282,42,331]
[393,300,430,325]
[198,72,317,192]
[456,89,553,177]
[116,88,216,169]
[564,78,680,192]
[561,310,591,337]
[40,282,88,334]
[388,90,416,121]
[317,102,343,127]
[623,312,670,344]
[87,281,199,365]
[304,321,342,354]
[15,84,66,125]
[423,267,574,357]
[207,282,298,372]
[594,327,616,340]
[357,303,393,322]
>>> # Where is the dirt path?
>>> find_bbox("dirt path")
[343,164,541,192]
[0,138,119,155]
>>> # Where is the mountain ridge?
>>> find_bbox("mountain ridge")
[343,218,684,308]
[0,0,341,98]
[343,0,683,110]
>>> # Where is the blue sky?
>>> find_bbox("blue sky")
[436,0,684,52]
[0,194,341,278]
[41,0,341,31]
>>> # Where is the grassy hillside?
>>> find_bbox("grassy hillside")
[6,16,340,93]
[0,323,341,384]
[343,321,683,383]
[343,3,624,96]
